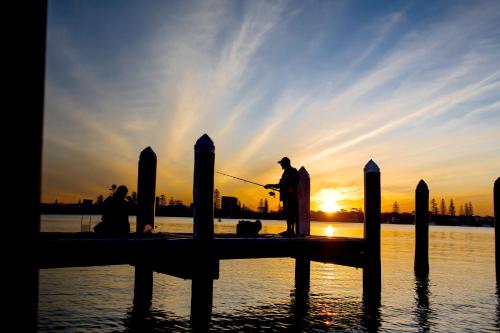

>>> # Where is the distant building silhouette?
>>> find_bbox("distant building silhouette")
[82,199,93,212]
[221,196,240,218]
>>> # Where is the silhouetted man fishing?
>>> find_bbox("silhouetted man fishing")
[265,157,299,236]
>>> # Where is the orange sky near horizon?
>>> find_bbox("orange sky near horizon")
[41,142,497,216]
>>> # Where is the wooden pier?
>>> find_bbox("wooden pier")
[19,127,499,332]
[32,233,366,271]
[26,134,383,331]
[32,135,375,275]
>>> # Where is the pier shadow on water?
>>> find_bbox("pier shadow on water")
[124,258,382,332]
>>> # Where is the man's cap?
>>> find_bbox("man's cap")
[277,157,290,164]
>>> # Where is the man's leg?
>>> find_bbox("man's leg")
[283,200,290,232]
[290,200,298,235]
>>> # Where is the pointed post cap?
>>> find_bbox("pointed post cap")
[416,179,428,191]
[364,159,380,173]
[195,133,215,150]
[495,177,500,187]
[298,166,309,177]
[139,146,157,161]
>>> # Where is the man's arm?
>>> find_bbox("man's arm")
[264,183,279,190]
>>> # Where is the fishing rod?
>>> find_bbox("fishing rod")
[216,171,280,197]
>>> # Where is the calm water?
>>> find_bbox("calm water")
[38,215,499,332]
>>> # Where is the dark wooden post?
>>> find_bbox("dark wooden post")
[11,2,47,331]
[495,177,499,282]
[414,275,430,331]
[363,159,381,296]
[297,167,310,236]
[364,160,381,268]
[293,257,310,331]
[295,168,311,329]
[137,146,157,233]
[295,257,310,294]
[362,160,382,333]
[191,263,215,332]
[133,265,153,313]
[134,147,157,313]
[415,180,429,276]
[191,134,215,330]
[193,134,215,240]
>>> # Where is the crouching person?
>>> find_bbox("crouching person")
[94,185,131,235]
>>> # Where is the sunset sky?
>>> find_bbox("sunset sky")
[43,0,500,215]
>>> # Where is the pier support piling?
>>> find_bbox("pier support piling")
[363,160,381,297]
[414,274,431,331]
[193,134,215,240]
[12,2,48,331]
[415,180,429,276]
[293,256,310,330]
[297,167,310,237]
[137,147,157,233]
[134,147,157,312]
[191,134,216,330]
[191,257,217,332]
[295,257,310,294]
[133,264,153,312]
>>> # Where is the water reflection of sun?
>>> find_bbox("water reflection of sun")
[325,226,334,237]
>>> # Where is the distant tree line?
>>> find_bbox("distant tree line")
[428,197,489,226]
[429,197,474,217]
[40,185,493,227]
[155,194,192,217]
[311,208,364,222]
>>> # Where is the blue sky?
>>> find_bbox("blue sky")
[43,0,500,214]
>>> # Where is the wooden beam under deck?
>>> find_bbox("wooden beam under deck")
[33,233,365,277]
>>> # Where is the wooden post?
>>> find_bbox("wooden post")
[297,167,310,237]
[137,147,157,233]
[193,134,215,240]
[293,257,310,331]
[191,263,214,332]
[495,177,499,282]
[11,2,47,331]
[133,264,153,313]
[363,159,381,295]
[364,160,381,265]
[295,257,310,293]
[414,275,430,331]
[415,179,429,276]
[362,281,381,332]
[134,147,156,312]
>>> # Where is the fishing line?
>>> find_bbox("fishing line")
[216,171,279,197]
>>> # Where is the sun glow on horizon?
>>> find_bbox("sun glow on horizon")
[316,189,342,213]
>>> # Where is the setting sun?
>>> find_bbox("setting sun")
[320,194,340,212]
[317,190,342,213]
